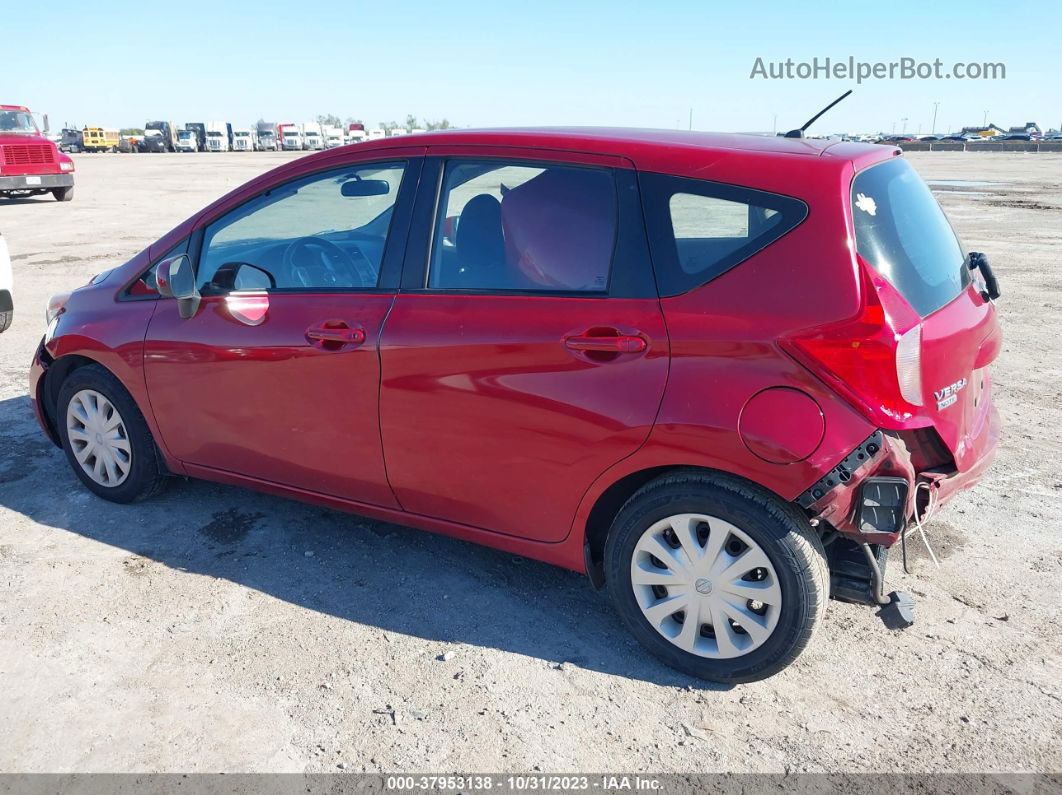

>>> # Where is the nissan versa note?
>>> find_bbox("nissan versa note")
[29,129,1001,683]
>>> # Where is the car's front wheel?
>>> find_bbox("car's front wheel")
[605,471,828,684]
[57,364,167,503]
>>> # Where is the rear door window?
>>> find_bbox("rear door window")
[641,173,807,296]
[852,158,970,317]
[428,160,617,293]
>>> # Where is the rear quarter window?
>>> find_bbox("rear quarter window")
[852,158,969,317]
[640,173,807,297]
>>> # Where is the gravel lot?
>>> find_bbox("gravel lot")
[0,150,1059,774]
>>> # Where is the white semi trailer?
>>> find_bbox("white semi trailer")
[232,127,255,151]
[301,122,324,150]
[324,126,344,148]
[205,121,230,152]
[175,128,199,152]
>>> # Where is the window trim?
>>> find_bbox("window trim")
[403,155,645,299]
[640,171,809,298]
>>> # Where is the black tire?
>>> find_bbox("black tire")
[56,364,167,503]
[604,470,828,684]
[0,310,10,333]
[52,186,74,202]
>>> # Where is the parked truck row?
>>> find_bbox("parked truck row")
[57,120,426,154]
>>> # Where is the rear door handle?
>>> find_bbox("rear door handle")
[564,334,647,353]
[306,322,365,347]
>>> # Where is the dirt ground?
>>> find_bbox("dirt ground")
[0,150,1059,774]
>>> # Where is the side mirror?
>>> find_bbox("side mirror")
[156,254,201,319]
[209,261,276,292]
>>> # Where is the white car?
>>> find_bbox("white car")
[0,231,12,332]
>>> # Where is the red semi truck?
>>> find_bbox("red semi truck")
[0,104,76,202]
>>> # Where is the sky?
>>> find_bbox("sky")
[5,0,1060,135]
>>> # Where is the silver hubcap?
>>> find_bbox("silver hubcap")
[66,389,132,487]
[630,513,781,659]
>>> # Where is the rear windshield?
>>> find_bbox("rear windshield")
[852,158,969,317]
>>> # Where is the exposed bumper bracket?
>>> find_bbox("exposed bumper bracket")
[797,430,884,509]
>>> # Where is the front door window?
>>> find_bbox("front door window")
[198,162,407,293]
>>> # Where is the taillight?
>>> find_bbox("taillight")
[781,268,924,427]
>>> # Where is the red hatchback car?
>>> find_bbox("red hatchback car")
[30,129,1001,682]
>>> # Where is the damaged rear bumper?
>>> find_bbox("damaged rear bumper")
[796,403,1000,547]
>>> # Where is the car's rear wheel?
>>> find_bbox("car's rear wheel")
[605,471,828,683]
[52,186,74,202]
[57,365,167,503]
[0,310,10,333]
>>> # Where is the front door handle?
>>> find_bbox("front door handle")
[564,334,647,353]
[306,321,365,347]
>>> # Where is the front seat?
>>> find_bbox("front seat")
[454,194,506,287]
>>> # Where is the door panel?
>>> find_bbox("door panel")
[379,153,664,542]
[141,156,420,506]
[379,294,668,541]
[144,292,399,507]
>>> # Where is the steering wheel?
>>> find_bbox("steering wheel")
[281,236,375,288]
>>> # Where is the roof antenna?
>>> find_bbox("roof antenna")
[784,90,853,138]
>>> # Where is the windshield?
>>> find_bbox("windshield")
[0,110,39,135]
[852,158,970,317]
